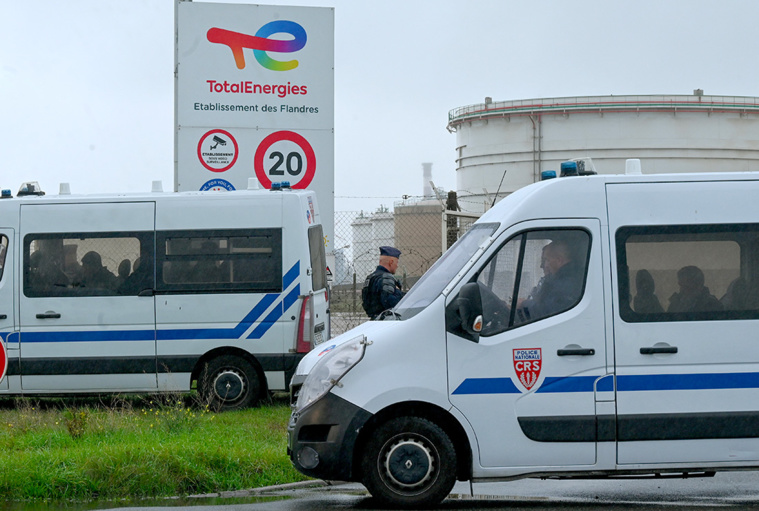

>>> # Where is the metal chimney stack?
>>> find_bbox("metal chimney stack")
[422,162,433,199]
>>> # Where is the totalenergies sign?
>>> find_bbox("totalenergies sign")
[175,1,334,251]
[176,3,333,130]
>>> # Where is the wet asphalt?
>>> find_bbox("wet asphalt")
[91,471,759,511]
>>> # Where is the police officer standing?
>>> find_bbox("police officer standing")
[361,246,404,319]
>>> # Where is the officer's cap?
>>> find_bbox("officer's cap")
[379,246,401,258]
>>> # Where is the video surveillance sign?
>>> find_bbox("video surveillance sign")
[175,1,334,248]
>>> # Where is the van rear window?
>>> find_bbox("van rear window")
[308,225,327,291]
[0,236,7,281]
[617,224,759,322]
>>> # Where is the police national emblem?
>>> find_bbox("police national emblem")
[513,348,542,391]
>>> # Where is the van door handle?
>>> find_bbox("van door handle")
[0,314,6,320]
[36,312,61,319]
[557,348,595,356]
[640,346,678,354]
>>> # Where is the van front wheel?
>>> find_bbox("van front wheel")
[361,416,457,508]
[199,355,260,410]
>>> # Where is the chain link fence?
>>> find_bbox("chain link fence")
[329,198,479,336]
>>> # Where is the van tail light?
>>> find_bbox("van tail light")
[296,295,313,353]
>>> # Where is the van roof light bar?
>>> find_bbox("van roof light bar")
[17,181,45,196]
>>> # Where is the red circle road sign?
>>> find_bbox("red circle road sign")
[254,131,317,189]
[197,129,239,173]
[0,339,6,383]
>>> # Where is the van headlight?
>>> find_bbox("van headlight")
[294,335,367,412]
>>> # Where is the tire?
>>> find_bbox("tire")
[361,416,457,508]
[199,355,261,411]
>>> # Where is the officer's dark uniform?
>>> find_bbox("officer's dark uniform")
[362,246,404,319]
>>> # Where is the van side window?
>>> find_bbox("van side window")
[308,225,327,291]
[0,236,7,281]
[476,229,591,336]
[156,229,282,294]
[23,233,153,297]
[617,224,759,322]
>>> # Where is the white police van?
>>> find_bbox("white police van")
[0,181,328,409]
[288,163,759,507]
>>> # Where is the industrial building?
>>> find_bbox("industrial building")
[447,93,759,213]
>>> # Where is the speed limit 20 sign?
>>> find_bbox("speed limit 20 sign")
[254,130,316,189]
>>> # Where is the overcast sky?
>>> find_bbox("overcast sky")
[3,0,759,213]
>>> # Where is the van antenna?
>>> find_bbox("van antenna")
[492,168,507,208]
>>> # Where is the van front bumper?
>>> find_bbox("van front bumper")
[287,392,373,481]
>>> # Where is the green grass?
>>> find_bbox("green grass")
[0,396,308,503]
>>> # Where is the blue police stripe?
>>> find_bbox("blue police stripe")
[453,373,759,395]
[282,284,301,317]
[21,330,155,343]
[246,269,302,340]
[617,372,759,391]
[247,308,281,339]
[452,377,520,395]
[536,376,597,393]
[283,261,300,289]
[232,293,280,337]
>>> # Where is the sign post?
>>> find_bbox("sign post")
[175,1,335,251]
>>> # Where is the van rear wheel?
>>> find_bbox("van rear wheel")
[361,416,457,508]
[199,355,260,410]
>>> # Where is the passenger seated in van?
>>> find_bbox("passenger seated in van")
[63,244,83,282]
[667,265,722,313]
[78,251,117,291]
[117,259,131,284]
[720,277,749,311]
[119,254,153,295]
[633,269,664,314]
[518,240,584,322]
[28,250,70,294]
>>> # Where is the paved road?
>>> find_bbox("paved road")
[107,471,759,510]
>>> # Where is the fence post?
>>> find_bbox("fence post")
[446,191,460,250]
[352,272,357,313]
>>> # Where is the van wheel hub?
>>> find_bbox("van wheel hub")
[213,369,245,402]
[383,437,434,488]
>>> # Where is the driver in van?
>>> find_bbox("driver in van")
[78,251,118,290]
[518,240,584,322]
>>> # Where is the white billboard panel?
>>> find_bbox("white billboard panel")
[175,1,334,251]
[177,2,333,130]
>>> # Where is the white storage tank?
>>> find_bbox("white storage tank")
[448,93,759,213]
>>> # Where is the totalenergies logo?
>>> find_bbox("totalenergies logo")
[207,20,307,71]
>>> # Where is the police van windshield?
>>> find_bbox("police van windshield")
[394,223,498,320]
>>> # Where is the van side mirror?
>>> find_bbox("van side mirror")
[445,282,484,343]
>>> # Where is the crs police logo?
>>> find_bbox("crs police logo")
[513,348,542,391]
